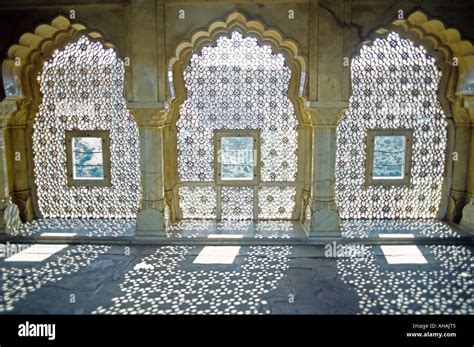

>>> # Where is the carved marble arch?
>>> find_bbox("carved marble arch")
[165,11,310,223]
[354,10,474,124]
[3,15,120,123]
[336,10,474,221]
[2,15,140,220]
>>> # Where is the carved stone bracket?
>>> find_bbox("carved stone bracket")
[129,107,168,128]
[460,96,474,124]
[306,104,347,127]
[0,98,21,126]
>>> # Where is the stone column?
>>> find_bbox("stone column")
[461,198,474,232]
[308,105,345,236]
[0,103,11,233]
[307,0,349,236]
[447,118,471,223]
[134,110,167,237]
[0,98,23,234]
[468,122,474,205]
[460,98,474,233]
[129,0,167,237]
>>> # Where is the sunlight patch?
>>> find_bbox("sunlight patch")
[381,245,427,264]
[5,244,68,262]
[378,233,415,239]
[193,246,241,264]
[40,232,77,237]
[207,234,244,239]
[133,262,154,271]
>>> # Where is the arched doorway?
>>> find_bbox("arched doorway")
[177,31,297,220]
[336,31,448,219]
[33,35,140,219]
[165,12,309,223]
[2,16,140,222]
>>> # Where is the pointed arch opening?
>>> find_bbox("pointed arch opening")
[165,11,309,223]
[336,10,474,220]
[2,16,140,221]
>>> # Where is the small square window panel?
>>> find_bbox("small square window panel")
[220,136,254,181]
[72,137,105,180]
[372,135,406,180]
[365,129,413,186]
[215,130,259,186]
[65,130,111,187]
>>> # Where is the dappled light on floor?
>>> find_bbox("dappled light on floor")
[40,232,77,237]
[207,234,244,239]
[5,244,68,262]
[378,233,414,239]
[254,221,297,239]
[93,246,291,314]
[380,245,428,264]
[341,220,466,239]
[167,220,303,239]
[0,245,110,312]
[193,246,241,264]
[9,219,135,237]
[338,245,473,314]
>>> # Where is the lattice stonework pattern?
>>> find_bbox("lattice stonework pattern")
[258,187,296,219]
[336,32,447,219]
[177,31,298,219]
[221,187,253,220]
[33,36,141,218]
[179,187,217,219]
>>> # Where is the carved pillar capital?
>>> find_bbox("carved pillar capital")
[306,102,348,128]
[128,106,168,128]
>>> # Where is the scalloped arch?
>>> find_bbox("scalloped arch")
[164,10,310,223]
[2,15,119,125]
[0,15,129,222]
[339,9,474,221]
[167,10,308,125]
[354,10,474,107]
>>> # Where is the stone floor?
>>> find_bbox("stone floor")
[8,218,135,238]
[0,243,472,314]
[167,220,306,239]
[6,218,471,243]
[341,219,471,239]
[8,219,307,240]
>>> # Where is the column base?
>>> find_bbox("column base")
[460,200,474,234]
[0,201,23,235]
[136,208,166,237]
[447,190,467,223]
[9,193,34,223]
[310,208,341,237]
